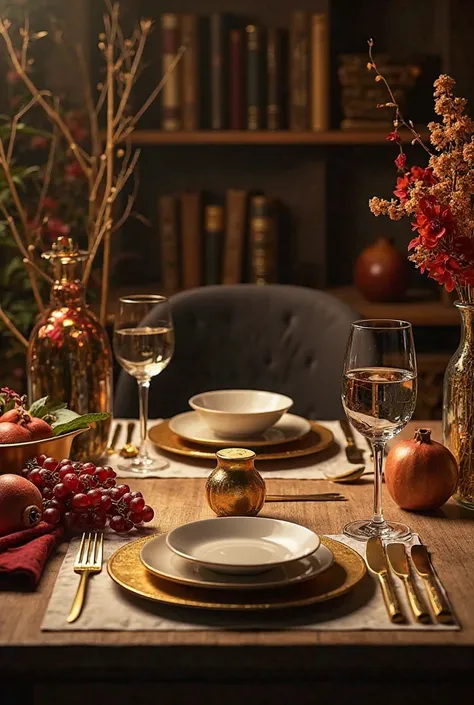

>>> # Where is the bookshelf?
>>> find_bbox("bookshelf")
[124,130,431,146]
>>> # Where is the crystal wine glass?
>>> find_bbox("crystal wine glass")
[114,295,174,474]
[341,319,417,541]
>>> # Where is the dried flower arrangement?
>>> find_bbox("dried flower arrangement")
[0,0,184,350]
[367,39,474,302]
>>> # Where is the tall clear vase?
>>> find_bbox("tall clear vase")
[443,302,474,509]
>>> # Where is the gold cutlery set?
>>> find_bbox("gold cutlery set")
[106,422,139,459]
[67,532,104,623]
[366,537,453,624]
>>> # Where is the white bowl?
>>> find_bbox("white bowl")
[165,517,320,575]
[188,389,293,438]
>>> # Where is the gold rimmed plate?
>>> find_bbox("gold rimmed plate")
[148,420,334,461]
[108,536,366,611]
[168,411,311,448]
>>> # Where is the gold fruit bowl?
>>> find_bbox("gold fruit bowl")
[0,427,89,475]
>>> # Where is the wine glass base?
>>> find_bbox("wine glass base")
[117,454,169,474]
[343,519,411,542]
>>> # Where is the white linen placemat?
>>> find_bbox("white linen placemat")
[110,419,369,480]
[42,533,458,632]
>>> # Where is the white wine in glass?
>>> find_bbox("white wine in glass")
[114,296,174,473]
[341,320,417,541]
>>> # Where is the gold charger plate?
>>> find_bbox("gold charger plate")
[148,420,334,461]
[107,536,366,611]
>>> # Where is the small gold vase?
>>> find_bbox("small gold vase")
[206,448,266,517]
[27,238,112,461]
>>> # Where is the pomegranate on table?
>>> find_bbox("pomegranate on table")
[0,474,43,535]
[385,428,459,511]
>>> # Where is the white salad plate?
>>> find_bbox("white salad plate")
[188,389,293,437]
[168,411,311,448]
[140,533,334,591]
[165,517,321,575]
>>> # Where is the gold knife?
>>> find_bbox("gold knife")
[411,544,454,624]
[366,537,405,623]
[387,543,431,623]
[339,419,364,463]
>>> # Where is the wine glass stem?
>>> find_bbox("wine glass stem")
[372,441,386,525]
[137,379,150,458]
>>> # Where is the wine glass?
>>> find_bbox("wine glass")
[113,295,174,474]
[341,319,417,541]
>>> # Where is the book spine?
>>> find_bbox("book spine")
[229,29,244,130]
[310,13,329,131]
[161,14,181,131]
[246,25,261,130]
[249,196,278,285]
[159,195,179,292]
[267,28,281,130]
[181,14,198,130]
[180,192,201,288]
[223,189,247,284]
[204,205,225,286]
[210,14,224,129]
[290,12,309,130]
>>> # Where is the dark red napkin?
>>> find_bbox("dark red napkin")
[0,521,64,589]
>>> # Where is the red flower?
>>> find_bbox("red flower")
[43,196,58,214]
[70,125,88,143]
[30,135,49,150]
[45,218,70,238]
[410,166,437,185]
[394,153,406,171]
[453,236,474,261]
[412,196,455,249]
[386,130,400,143]
[64,161,86,182]
[394,174,410,202]
[423,253,460,292]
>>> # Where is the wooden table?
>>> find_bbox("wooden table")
[1,421,473,705]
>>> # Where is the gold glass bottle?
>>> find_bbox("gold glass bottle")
[443,302,474,509]
[206,448,266,516]
[27,237,112,460]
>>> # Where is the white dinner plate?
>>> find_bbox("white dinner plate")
[165,517,321,575]
[168,411,311,447]
[140,534,334,591]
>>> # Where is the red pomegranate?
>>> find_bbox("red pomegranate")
[354,237,408,302]
[385,428,458,511]
[0,409,22,424]
[0,474,43,535]
[0,422,32,444]
[26,417,53,441]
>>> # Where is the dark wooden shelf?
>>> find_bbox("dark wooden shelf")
[329,286,460,327]
[106,284,459,327]
[123,129,430,146]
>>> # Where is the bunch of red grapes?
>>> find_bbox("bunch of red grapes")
[22,455,154,533]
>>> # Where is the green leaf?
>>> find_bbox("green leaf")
[52,412,110,436]
[28,396,67,419]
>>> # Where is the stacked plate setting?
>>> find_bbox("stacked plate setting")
[148,389,335,460]
[139,516,334,591]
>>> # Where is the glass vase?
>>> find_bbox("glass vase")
[443,301,474,509]
[27,238,112,461]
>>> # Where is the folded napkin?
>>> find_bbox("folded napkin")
[0,521,64,589]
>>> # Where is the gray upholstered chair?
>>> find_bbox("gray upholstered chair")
[114,285,359,420]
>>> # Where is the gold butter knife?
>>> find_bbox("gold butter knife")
[339,419,364,464]
[366,537,405,623]
[411,544,454,624]
[266,493,347,502]
[106,423,122,456]
[387,543,431,623]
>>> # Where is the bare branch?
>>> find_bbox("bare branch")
[23,257,44,311]
[0,305,28,348]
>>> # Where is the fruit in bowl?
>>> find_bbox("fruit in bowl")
[0,387,110,475]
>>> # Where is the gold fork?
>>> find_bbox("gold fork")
[67,532,104,624]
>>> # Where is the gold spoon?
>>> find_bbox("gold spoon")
[324,466,365,483]
[106,423,123,456]
[119,421,139,458]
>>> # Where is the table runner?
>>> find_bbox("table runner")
[112,419,369,480]
[42,534,458,632]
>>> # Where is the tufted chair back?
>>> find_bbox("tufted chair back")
[114,285,360,420]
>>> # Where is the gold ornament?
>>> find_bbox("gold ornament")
[206,448,266,517]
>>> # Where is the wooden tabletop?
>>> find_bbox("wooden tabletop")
[1,421,473,704]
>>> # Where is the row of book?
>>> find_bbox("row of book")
[160,12,329,131]
[158,191,279,291]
